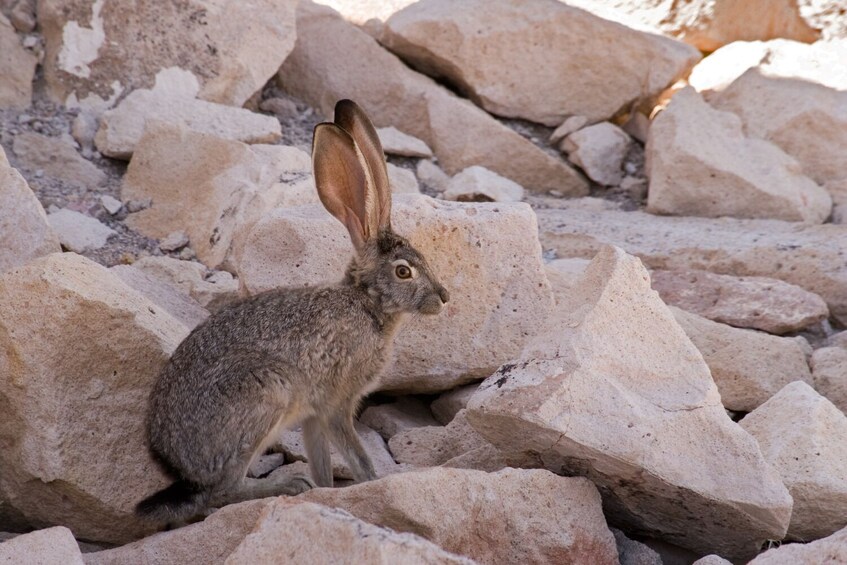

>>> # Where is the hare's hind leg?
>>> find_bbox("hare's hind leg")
[326,413,377,483]
[303,417,333,487]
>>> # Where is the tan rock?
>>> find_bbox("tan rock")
[0,253,186,544]
[647,87,831,223]
[828,177,847,224]
[237,194,554,393]
[442,166,524,202]
[545,258,592,299]
[388,410,493,467]
[811,347,847,415]
[536,201,847,324]
[227,500,474,564]
[0,147,60,273]
[94,68,282,160]
[387,162,420,194]
[12,131,105,188]
[110,264,210,330]
[360,397,439,440]
[749,524,847,564]
[0,13,36,108]
[416,159,450,192]
[377,126,433,158]
[129,256,239,311]
[301,467,620,565]
[550,116,588,145]
[122,121,312,269]
[740,381,847,541]
[278,1,587,195]
[466,246,793,561]
[611,528,662,565]
[671,307,813,412]
[563,122,630,186]
[381,0,700,125]
[430,383,479,425]
[0,526,83,565]
[38,0,296,107]
[692,556,733,565]
[652,269,829,334]
[47,209,115,253]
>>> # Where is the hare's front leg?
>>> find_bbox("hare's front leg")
[327,412,377,483]
[303,417,333,487]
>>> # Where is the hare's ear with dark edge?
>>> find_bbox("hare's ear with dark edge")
[333,99,392,234]
[312,122,371,252]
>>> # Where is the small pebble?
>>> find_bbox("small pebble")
[34,169,44,178]
[100,195,123,215]
[126,198,152,213]
[159,231,190,252]
[178,247,197,261]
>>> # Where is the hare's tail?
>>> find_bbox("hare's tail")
[135,480,210,523]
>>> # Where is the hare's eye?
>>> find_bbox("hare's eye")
[395,265,412,279]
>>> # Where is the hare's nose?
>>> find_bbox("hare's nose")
[438,286,450,304]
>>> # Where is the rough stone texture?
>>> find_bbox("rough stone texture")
[237,194,554,393]
[692,556,733,565]
[828,177,847,224]
[442,166,524,202]
[381,0,700,125]
[387,162,420,194]
[47,209,116,252]
[0,13,36,109]
[611,528,662,565]
[388,410,496,468]
[122,121,312,269]
[811,347,847,415]
[0,253,185,544]
[740,381,847,541]
[646,87,831,223]
[38,0,297,107]
[377,126,433,158]
[652,269,829,334]
[466,246,793,561]
[12,132,106,188]
[129,256,239,311]
[0,526,84,565]
[416,159,450,192]
[277,1,587,196]
[360,397,439,440]
[94,68,282,160]
[550,115,588,145]
[748,525,847,564]
[301,467,620,565]
[536,202,847,324]
[671,307,813,412]
[0,147,61,273]
[225,500,474,565]
[431,383,479,425]
[110,264,210,330]
[563,122,630,186]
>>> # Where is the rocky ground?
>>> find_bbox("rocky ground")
[1,0,847,564]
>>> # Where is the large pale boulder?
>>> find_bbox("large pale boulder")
[12,132,106,188]
[811,347,847,414]
[236,194,554,393]
[0,526,84,565]
[740,381,847,541]
[466,246,793,561]
[47,209,116,253]
[122,122,312,269]
[0,13,36,108]
[0,253,186,544]
[301,467,620,565]
[381,0,700,125]
[536,201,847,324]
[749,525,847,564]
[671,307,813,412]
[129,256,239,311]
[37,0,297,107]
[110,264,210,330]
[0,147,60,273]
[646,87,831,223]
[95,68,281,159]
[652,269,829,334]
[277,1,587,196]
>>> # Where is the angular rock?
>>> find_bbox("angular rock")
[0,147,60,273]
[129,255,239,311]
[100,194,122,215]
[237,194,554,393]
[227,500,474,564]
[550,115,588,144]
[301,467,620,564]
[740,381,847,541]
[545,258,592,299]
[278,1,587,195]
[646,87,831,223]
[563,122,630,186]
[38,0,297,107]
[652,268,830,334]
[158,230,189,253]
[377,126,433,157]
[692,556,733,565]
[381,0,700,125]
[611,528,662,565]
[671,307,813,412]
[811,347,847,414]
[0,526,83,564]
[388,409,494,468]
[47,209,116,253]
[416,159,449,192]
[12,131,105,188]
[466,246,793,560]
[0,13,36,108]
[387,162,419,194]
[442,166,524,202]
[122,121,312,269]
[360,397,439,440]
[0,253,186,543]
[748,525,847,564]
[95,68,282,160]
[246,453,286,478]
[536,201,847,324]
[110,264,210,330]
[431,383,478,425]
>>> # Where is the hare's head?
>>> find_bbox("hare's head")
[312,100,449,316]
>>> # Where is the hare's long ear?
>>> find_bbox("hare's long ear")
[333,99,392,234]
[312,122,370,252]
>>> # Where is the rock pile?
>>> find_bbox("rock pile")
[1,0,846,562]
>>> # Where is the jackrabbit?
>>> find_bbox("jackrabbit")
[136,99,450,523]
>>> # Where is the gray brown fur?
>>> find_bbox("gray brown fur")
[137,100,449,523]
